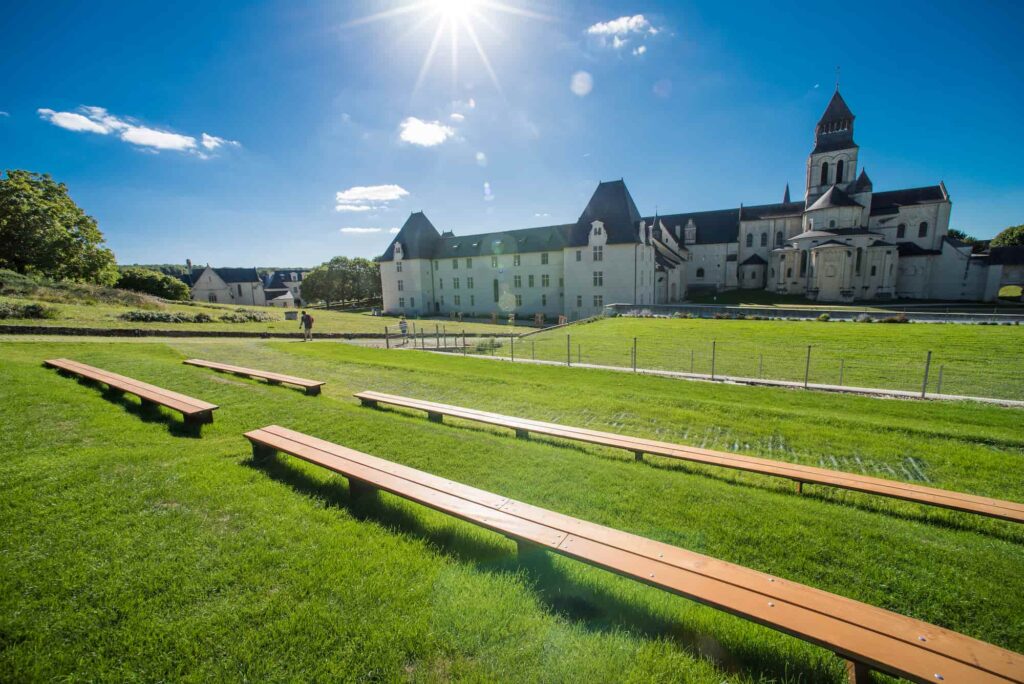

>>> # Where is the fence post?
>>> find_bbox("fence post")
[690,349,694,373]
[463,330,467,356]
[758,354,763,378]
[435,325,440,349]
[532,340,536,360]
[921,351,932,398]
[567,335,571,367]
[510,334,515,362]
[577,344,581,365]
[936,364,944,394]
[839,358,845,386]
[632,337,637,372]
[711,340,716,380]
[385,326,390,349]
[804,345,811,388]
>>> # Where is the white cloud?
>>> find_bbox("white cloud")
[586,14,655,37]
[335,184,409,213]
[612,36,627,50]
[37,105,237,157]
[534,212,550,217]
[0,111,10,117]
[450,112,465,122]
[633,45,647,56]
[399,117,454,147]
[652,79,672,98]
[475,151,487,166]
[570,71,593,97]
[340,227,394,234]
[389,227,401,234]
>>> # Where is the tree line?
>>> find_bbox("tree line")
[301,256,381,306]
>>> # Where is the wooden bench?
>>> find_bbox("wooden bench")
[184,359,324,395]
[244,425,1024,684]
[46,358,218,429]
[353,391,1024,525]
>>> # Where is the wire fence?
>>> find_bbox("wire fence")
[449,331,1024,402]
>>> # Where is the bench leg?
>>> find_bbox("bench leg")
[427,411,443,424]
[140,398,157,411]
[795,481,804,494]
[515,428,529,440]
[515,539,544,558]
[252,442,277,461]
[305,386,322,396]
[348,478,377,501]
[266,379,282,386]
[359,398,378,408]
[634,451,644,462]
[844,659,871,684]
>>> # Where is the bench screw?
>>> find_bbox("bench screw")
[934,675,943,681]
[768,602,775,607]
[919,636,927,642]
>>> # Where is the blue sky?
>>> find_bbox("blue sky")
[2,0,1022,267]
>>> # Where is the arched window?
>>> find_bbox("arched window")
[918,221,928,238]
[855,248,863,275]
[836,159,845,184]
[776,230,784,246]
[745,233,753,247]
[696,268,705,278]
[800,251,808,276]
[897,223,906,239]
[820,161,829,185]
[760,232,768,246]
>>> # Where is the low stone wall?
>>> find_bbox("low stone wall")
[0,325,514,339]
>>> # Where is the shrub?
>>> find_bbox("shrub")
[219,309,274,323]
[116,267,191,301]
[818,313,831,322]
[0,301,59,319]
[855,313,873,323]
[879,313,910,324]
[474,338,503,353]
[119,310,213,323]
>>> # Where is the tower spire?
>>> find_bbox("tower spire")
[783,183,791,203]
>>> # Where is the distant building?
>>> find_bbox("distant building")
[376,88,1020,315]
[185,267,266,306]
[263,270,306,308]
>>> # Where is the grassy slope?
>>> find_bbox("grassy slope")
[508,317,1024,400]
[1,339,1022,682]
[0,294,530,335]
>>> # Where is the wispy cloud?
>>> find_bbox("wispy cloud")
[450,112,465,122]
[0,111,10,118]
[335,184,409,213]
[36,105,238,157]
[399,117,455,147]
[633,45,647,56]
[586,14,661,54]
[389,227,401,234]
[340,227,395,234]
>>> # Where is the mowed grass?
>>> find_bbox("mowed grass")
[0,294,531,335]
[1,339,1023,682]
[504,316,1024,400]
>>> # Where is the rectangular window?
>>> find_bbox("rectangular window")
[492,279,499,302]
[454,295,461,306]
[541,294,547,306]
[593,271,603,287]
[452,259,458,269]
[559,277,564,288]
[513,275,522,288]
[593,246,603,261]
[396,262,402,272]
[410,297,415,307]
[438,278,443,289]
[513,254,521,266]
[515,294,522,307]
[593,295,603,307]
[466,258,472,268]
[576,295,582,307]
[397,280,404,291]
[470,295,475,306]
[918,223,928,238]
[467,277,474,289]
[453,277,460,289]
[576,250,582,262]
[542,274,550,287]
[491,256,498,268]
[541,252,549,265]
[897,225,906,239]
[399,297,405,308]
[528,274,534,287]
[870,265,877,276]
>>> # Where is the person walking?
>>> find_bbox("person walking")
[398,316,408,345]
[300,310,314,341]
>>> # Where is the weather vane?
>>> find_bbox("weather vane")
[835,65,841,91]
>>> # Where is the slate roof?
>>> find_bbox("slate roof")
[381,212,442,261]
[853,168,873,193]
[647,207,740,245]
[572,180,643,246]
[186,267,262,284]
[818,90,855,125]
[432,224,574,259]
[264,269,304,290]
[812,239,849,249]
[987,246,1024,265]
[790,227,880,240]
[740,201,805,220]
[897,241,942,257]
[806,185,862,211]
[869,185,948,216]
[740,254,767,266]
[812,90,857,154]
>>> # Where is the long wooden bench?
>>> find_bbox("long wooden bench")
[46,358,218,429]
[184,358,325,395]
[244,425,1024,684]
[353,391,1024,525]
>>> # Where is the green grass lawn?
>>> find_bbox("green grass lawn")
[499,317,1024,400]
[0,294,531,335]
[1,338,1022,682]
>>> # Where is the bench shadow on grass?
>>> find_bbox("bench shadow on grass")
[246,450,835,684]
[67,374,203,438]
[368,406,1023,545]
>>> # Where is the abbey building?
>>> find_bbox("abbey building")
[379,90,1009,318]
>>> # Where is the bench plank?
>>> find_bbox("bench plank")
[46,358,218,423]
[244,425,1024,684]
[184,359,324,395]
[354,391,1024,524]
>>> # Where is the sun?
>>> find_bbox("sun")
[345,0,549,96]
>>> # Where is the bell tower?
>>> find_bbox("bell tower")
[805,89,859,205]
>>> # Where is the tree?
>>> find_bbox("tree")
[991,224,1024,248]
[302,256,382,305]
[0,170,118,284]
[116,267,191,300]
